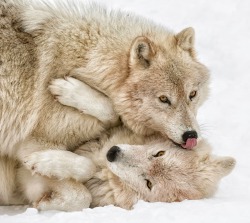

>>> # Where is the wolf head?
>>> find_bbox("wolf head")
[115,28,210,149]
[106,140,235,209]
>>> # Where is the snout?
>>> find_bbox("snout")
[181,131,198,149]
[106,146,121,162]
[182,130,198,142]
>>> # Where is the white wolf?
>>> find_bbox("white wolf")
[13,129,235,211]
[0,0,209,164]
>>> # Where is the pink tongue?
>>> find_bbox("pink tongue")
[181,138,197,149]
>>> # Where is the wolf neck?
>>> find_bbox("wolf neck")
[86,168,137,209]
[71,51,130,98]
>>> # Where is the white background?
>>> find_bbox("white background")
[1,0,250,222]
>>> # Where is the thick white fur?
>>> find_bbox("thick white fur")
[0,0,208,171]
[8,0,210,145]
[1,0,210,208]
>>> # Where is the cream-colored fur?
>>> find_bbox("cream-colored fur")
[0,128,235,211]
[1,0,210,207]
[1,0,209,158]
[0,0,118,159]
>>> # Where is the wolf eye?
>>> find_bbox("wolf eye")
[159,95,171,105]
[189,91,197,100]
[153,151,165,157]
[146,179,152,190]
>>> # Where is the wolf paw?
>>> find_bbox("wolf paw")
[23,150,96,181]
[23,152,57,178]
[49,77,84,109]
[49,77,119,125]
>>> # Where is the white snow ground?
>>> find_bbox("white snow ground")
[1,0,250,222]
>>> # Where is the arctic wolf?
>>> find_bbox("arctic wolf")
[0,0,209,170]
[1,84,234,211]
[0,78,234,211]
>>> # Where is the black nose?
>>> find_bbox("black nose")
[182,131,198,142]
[106,146,121,162]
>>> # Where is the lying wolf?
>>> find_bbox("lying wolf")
[13,129,235,211]
[6,80,234,211]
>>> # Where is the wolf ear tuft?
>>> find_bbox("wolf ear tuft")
[129,37,156,68]
[176,27,195,55]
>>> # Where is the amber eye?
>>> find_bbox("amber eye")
[189,91,197,100]
[153,151,165,157]
[146,180,152,190]
[159,95,171,105]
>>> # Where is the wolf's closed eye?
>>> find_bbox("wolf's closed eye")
[153,151,165,157]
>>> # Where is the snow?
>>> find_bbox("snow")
[1,0,250,222]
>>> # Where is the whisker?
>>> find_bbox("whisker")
[199,122,214,138]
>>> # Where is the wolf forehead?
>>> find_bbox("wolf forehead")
[148,153,190,177]
[130,57,209,92]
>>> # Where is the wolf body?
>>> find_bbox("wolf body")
[0,0,209,159]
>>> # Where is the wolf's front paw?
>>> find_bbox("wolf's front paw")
[48,77,119,125]
[49,77,83,108]
[23,150,96,181]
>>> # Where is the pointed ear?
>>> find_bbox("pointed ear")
[213,156,236,177]
[129,37,156,68]
[176,27,195,55]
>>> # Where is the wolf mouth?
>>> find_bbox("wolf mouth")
[171,139,197,150]
[172,140,183,149]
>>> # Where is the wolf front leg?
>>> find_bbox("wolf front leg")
[49,77,119,126]
[18,166,92,211]
[17,139,96,182]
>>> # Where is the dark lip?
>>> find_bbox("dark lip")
[171,140,184,149]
